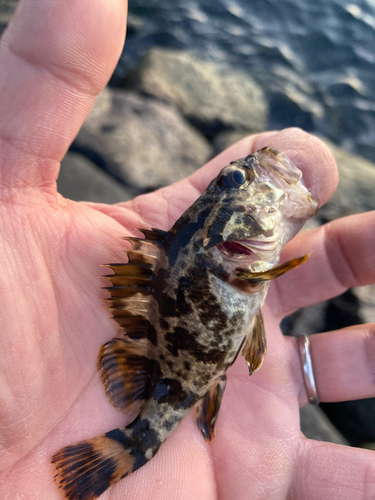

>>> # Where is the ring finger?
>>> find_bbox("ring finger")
[287,324,375,407]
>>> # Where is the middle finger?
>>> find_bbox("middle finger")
[267,211,375,318]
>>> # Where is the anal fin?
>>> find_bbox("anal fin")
[242,309,267,376]
[196,375,227,441]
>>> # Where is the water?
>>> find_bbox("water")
[113,0,375,161]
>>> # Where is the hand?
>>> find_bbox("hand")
[0,1,374,499]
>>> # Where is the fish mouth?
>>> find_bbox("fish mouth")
[217,241,255,259]
[217,232,280,263]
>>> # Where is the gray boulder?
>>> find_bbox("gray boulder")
[58,152,133,203]
[0,0,18,37]
[300,405,348,445]
[269,92,318,132]
[0,0,17,23]
[212,130,249,156]
[318,137,375,222]
[74,87,213,192]
[320,399,375,448]
[124,48,268,138]
[355,284,375,324]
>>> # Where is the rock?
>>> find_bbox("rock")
[282,288,363,338]
[320,399,375,447]
[58,152,133,203]
[73,87,213,192]
[362,442,375,451]
[0,0,18,37]
[0,0,17,23]
[124,48,268,138]
[127,13,143,37]
[212,130,249,156]
[300,405,348,445]
[269,92,315,132]
[281,302,326,338]
[317,137,375,222]
[354,284,375,324]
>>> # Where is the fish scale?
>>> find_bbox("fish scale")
[51,147,318,500]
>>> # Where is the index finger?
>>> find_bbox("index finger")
[267,210,375,318]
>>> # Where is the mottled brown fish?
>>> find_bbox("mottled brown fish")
[52,147,318,500]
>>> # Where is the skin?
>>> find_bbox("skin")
[0,0,374,499]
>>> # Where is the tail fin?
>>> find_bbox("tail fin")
[52,426,152,500]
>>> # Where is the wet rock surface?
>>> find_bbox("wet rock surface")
[0,0,17,22]
[124,48,268,138]
[72,88,212,193]
[269,92,315,132]
[0,0,18,36]
[300,405,348,445]
[58,153,133,204]
[320,398,375,449]
[318,137,375,221]
[212,130,249,156]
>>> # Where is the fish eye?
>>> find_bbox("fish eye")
[219,166,254,189]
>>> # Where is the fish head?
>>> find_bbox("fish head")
[197,147,318,271]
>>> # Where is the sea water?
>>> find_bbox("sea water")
[114,0,375,161]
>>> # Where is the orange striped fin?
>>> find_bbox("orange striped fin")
[98,337,153,416]
[235,254,309,283]
[52,433,135,500]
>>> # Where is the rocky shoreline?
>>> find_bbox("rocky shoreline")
[2,5,375,449]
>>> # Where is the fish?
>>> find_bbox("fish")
[51,147,318,500]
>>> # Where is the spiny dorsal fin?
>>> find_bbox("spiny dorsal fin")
[101,227,169,320]
[99,228,167,415]
[137,227,169,244]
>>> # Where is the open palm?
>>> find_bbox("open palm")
[0,1,374,499]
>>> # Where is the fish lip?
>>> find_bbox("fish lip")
[217,232,279,262]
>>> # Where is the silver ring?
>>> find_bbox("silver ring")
[298,334,319,405]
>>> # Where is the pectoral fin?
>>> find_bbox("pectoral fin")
[98,337,156,416]
[229,254,309,292]
[236,254,309,283]
[242,309,267,376]
[196,375,227,441]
